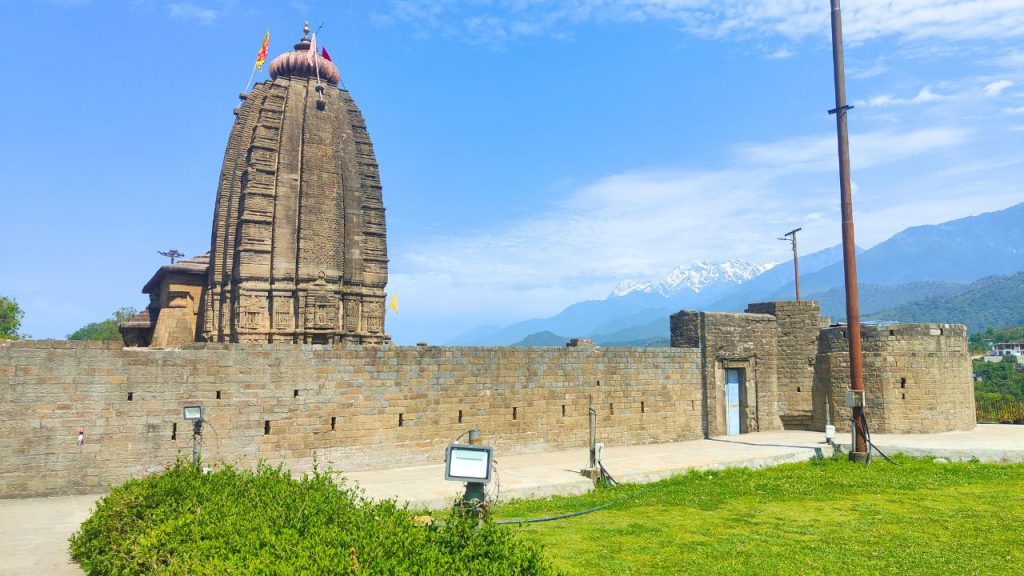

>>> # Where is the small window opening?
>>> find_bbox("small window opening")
[889,329,896,336]
[597,380,601,387]
[458,410,463,424]
[399,413,404,427]
[797,387,802,393]
[902,393,906,400]
[171,422,177,440]
[561,405,566,417]
[641,401,645,414]
[900,378,907,389]
[216,390,222,399]
[127,392,133,401]
[512,407,518,420]
[293,389,299,398]
[330,417,336,431]
[609,403,614,415]
[264,420,271,435]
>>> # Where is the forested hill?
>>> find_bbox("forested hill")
[864,272,1024,332]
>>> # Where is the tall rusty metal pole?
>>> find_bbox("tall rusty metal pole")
[829,0,868,459]
[781,228,802,301]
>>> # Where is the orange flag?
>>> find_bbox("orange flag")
[306,33,317,66]
[389,294,399,314]
[255,30,270,70]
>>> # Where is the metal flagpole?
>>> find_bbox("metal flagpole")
[243,63,258,94]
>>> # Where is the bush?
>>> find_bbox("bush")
[70,462,556,575]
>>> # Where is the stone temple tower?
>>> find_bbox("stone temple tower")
[201,24,389,344]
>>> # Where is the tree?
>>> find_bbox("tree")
[68,307,138,341]
[973,355,1024,402]
[0,295,25,340]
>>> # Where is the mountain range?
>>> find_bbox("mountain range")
[450,202,1024,346]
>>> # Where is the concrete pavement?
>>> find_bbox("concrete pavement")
[3,424,1022,576]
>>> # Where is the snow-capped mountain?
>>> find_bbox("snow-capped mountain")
[610,260,777,299]
[608,279,655,297]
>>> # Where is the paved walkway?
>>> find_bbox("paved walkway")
[3,425,1022,576]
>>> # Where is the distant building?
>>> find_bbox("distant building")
[993,342,1024,357]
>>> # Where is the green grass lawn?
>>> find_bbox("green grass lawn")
[491,456,1024,575]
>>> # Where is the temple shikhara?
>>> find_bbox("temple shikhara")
[122,24,389,347]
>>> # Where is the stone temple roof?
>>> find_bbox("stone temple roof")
[120,308,154,330]
[142,252,210,294]
[268,23,341,86]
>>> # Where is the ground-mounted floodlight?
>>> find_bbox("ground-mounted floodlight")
[183,405,205,467]
[445,444,494,484]
[445,429,493,511]
[183,405,204,421]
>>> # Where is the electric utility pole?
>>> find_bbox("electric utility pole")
[829,0,868,460]
[779,228,802,301]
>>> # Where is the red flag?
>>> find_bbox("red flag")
[255,30,270,70]
[321,46,332,62]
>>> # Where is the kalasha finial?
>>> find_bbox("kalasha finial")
[272,20,341,84]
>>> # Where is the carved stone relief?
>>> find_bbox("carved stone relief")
[363,298,383,335]
[237,295,267,331]
[344,297,360,332]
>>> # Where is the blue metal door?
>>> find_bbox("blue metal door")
[726,369,740,435]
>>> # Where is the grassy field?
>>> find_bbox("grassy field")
[492,455,1024,575]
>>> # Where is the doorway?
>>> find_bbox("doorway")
[726,369,742,436]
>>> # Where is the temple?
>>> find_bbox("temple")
[124,24,390,347]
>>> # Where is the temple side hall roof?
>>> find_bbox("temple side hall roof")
[142,253,210,294]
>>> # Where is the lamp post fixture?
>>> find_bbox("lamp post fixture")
[183,405,205,468]
[158,249,185,264]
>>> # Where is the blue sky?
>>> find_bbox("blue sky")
[1,1,1022,344]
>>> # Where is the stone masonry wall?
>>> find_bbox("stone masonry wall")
[745,302,822,430]
[670,311,782,436]
[812,323,975,434]
[0,340,702,498]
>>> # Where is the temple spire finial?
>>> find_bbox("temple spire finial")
[303,21,310,40]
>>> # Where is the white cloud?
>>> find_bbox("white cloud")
[913,86,942,103]
[167,2,220,25]
[985,80,1014,97]
[390,125,974,333]
[377,0,1024,47]
[736,127,969,173]
[858,86,945,108]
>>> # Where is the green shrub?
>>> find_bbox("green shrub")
[70,462,556,575]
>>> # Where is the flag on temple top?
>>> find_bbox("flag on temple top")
[306,33,317,65]
[389,294,399,314]
[255,30,270,70]
[321,46,333,62]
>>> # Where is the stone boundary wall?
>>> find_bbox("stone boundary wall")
[0,341,702,498]
[812,323,975,434]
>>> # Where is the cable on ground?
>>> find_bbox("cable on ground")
[863,415,900,467]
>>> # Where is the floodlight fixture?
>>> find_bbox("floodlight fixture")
[183,405,205,421]
[445,444,493,484]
